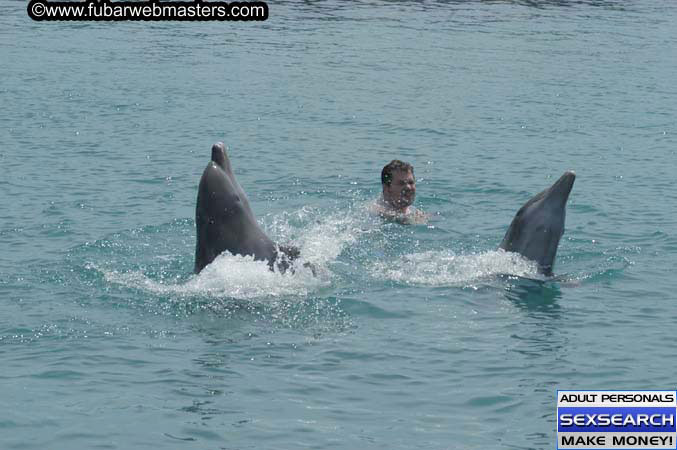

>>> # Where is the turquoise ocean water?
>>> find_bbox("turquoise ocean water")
[1,1,676,448]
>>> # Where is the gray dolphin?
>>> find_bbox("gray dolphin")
[194,142,298,274]
[499,171,576,276]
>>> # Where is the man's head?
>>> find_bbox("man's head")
[381,160,416,211]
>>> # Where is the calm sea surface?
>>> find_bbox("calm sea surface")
[1,1,676,448]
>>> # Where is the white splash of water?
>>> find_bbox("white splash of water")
[370,249,541,286]
[96,207,368,300]
[263,204,369,266]
[294,214,361,266]
[97,252,324,300]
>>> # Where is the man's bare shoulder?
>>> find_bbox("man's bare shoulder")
[396,207,429,225]
[369,200,429,225]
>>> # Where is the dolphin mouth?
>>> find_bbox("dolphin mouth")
[546,170,576,204]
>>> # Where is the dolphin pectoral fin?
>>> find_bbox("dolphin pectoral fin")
[278,244,300,260]
[273,244,300,274]
[272,244,317,276]
[302,262,317,277]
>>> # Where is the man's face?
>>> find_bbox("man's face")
[383,169,416,210]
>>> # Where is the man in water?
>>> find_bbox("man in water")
[372,159,428,224]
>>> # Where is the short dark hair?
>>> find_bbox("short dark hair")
[381,160,414,186]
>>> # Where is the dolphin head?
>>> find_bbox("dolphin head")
[194,142,267,273]
[499,171,576,276]
[200,143,248,220]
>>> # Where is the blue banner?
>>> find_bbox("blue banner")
[558,407,676,433]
